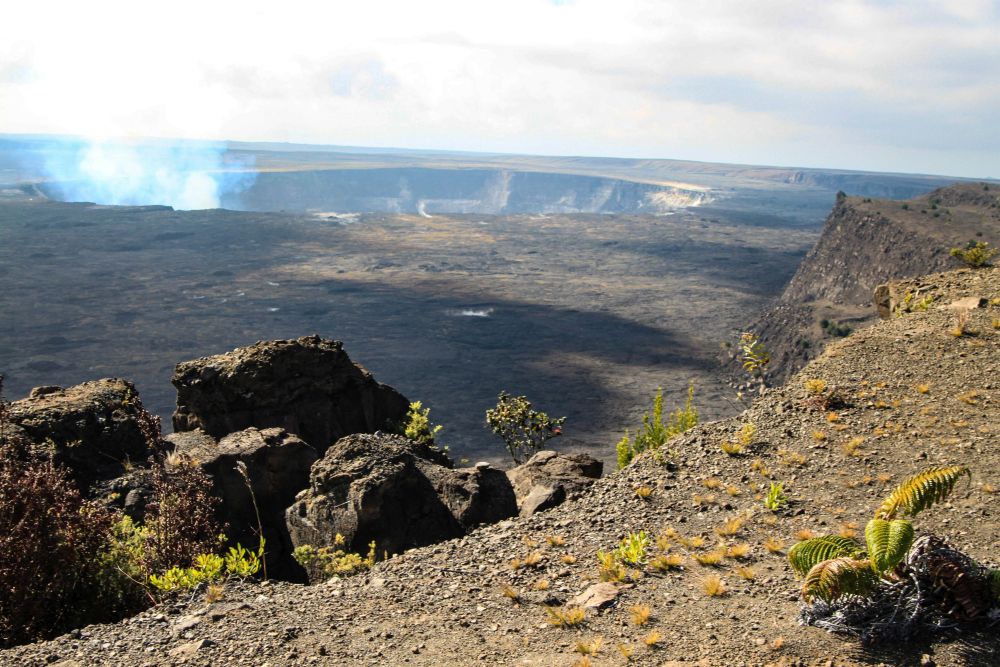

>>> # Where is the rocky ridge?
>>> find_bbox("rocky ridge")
[4,266,997,667]
[740,183,1000,384]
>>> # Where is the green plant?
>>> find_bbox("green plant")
[148,542,262,594]
[616,383,697,469]
[739,332,770,375]
[292,535,377,583]
[485,392,564,464]
[403,401,443,449]
[789,466,971,603]
[613,531,649,566]
[950,241,996,267]
[763,482,788,511]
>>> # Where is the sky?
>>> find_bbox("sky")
[1,0,998,178]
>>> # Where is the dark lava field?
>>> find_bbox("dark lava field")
[0,194,816,463]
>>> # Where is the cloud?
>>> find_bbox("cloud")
[0,0,997,177]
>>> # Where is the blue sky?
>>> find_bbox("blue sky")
[1,0,998,177]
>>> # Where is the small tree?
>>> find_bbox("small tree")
[485,392,564,464]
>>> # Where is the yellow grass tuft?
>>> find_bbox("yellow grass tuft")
[630,604,652,626]
[763,537,784,554]
[635,486,653,499]
[649,553,684,572]
[642,629,663,647]
[715,516,744,537]
[702,574,727,597]
[546,605,587,627]
[735,565,756,581]
[725,543,751,559]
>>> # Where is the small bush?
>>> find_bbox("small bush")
[403,401,444,450]
[950,241,996,267]
[293,535,376,582]
[485,392,564,464]
[616,383,697,469]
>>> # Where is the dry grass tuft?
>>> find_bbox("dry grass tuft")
[545,535,566,547]
[735,565,756,581]
[574,636,603,656]
[649,553,684,572]
[693,550,725,567]
[763,537,784,554]
[725,543,751,559]
[546,605,587,627]
[715,516,744,537]
[702,478,723,490]
[560,554,578,565]
[635,486,653,499]
[630,604,652,626]
[642,629,663,647]
[702,574,727,597]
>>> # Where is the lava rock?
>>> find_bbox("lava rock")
[506,450,602,515]
[6,379,157,492]
[171,335,409,455]
[168,427,318,579]
[286,433,516,557]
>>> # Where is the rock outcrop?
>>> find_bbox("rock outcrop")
[167,427,318,579]
[506,450,603,516]
[6,379,157,491]
[738,184,1000,383]
[286,433,517,556]
[171,336,410,454]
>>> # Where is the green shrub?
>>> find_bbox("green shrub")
[485,392,565,464]
[950,241,996,267]
[293,535,376,583]
[149,543,261,593]
[616,383,697,469]
[403,401,444,450]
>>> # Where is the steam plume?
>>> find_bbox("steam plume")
[40,138,256,210]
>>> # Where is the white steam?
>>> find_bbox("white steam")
[41,139,256,210]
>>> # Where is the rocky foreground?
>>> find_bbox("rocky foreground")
[3,267,999,667]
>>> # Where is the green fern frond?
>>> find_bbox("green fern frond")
[801,557,878,603]
[988,569,1000,601]
[876,466,971,520]
[787,536,863,577]
[865,519,915,574]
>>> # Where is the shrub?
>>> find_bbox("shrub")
[950,241,996,267]
[0,435,118,646]
[485,392,564,464]
[616,383,697,469]
[292,535,376,583]
[143,459,223,575]
[403,401,444,450]
[739,332,770,375]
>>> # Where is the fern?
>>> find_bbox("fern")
[864,519,914,574]
[876,466,971,520]
[801,557,878,603]
[988,570,1000,601]
[787,536,863,577]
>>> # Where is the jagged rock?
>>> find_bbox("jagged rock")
[286,433,516,556]
[171,335,409,454]
[167,427,318,579]
[426,463,517,529]
[6,379,156,491]
[506,450,602,515]
[519,484,565,516]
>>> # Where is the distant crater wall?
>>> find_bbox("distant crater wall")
[220,167,710,214]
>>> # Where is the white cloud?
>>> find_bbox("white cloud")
[0,0,997,176]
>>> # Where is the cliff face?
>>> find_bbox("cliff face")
[741,183,1000,383]
[222,167,711,215]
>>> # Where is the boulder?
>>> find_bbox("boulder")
[506,450,603,516]
[167,427,317,580]
[286,433,516,557]
[171,335,410,455]
[426,463,518,529]
[6,379,157,491]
